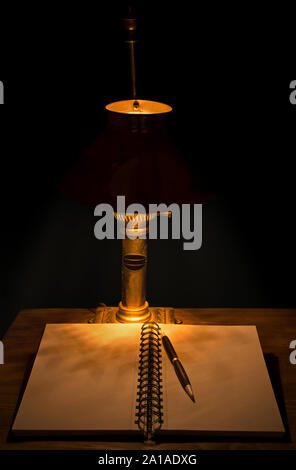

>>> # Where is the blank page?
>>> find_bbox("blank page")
[12,324,141,435]
[160,324,284,435]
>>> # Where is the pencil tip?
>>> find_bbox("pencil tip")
[185,385,196,403]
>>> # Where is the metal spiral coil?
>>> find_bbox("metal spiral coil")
[135,322,163,439]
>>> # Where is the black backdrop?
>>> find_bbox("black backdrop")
[1,2,295,337]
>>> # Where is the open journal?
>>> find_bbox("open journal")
[12,322,285,439]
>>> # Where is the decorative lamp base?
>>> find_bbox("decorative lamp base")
[91,306,177,324]
[117,301,150,323]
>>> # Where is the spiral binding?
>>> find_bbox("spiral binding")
[135,322,163,440]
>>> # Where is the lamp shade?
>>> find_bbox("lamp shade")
[59,99,204,208]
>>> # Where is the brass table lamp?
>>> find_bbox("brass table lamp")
[59,10,201,324]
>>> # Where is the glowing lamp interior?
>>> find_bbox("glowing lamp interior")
[105,99,172,115]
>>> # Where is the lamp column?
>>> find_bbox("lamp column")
[117,220,151,323]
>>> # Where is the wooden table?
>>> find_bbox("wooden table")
[0,308,295,450]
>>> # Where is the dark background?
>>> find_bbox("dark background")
[0,2,295,337]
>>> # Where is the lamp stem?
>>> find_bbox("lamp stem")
[123,8,138,100]
[117,237,150,323]
[129,41,137,99]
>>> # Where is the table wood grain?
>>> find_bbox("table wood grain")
[0,308,295,450]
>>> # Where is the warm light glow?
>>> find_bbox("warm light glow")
[105,99,172,115]
[114,212,171,223]
[114,212,156,223]
[114,211,171,237]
